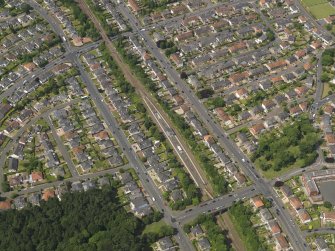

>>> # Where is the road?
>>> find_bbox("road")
[45,115,79,177]
[176,185,258,224]
[117,2,310,250]
[303,227,335,237]
[2,164,129,198]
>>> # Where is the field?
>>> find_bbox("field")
[301,0,335,19]
[301,0,328,6]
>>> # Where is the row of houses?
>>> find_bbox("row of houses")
[251,196,291,251]
[118,171,152,218]
[0,177,111,210]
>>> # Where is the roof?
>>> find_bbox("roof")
[251,196,264,208]
[42,188,55,201]
[0,200,11,210]
[289,196,302,210]
[31,171,43,182]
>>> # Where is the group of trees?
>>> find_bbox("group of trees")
[321,48,335,67]
[184,214,231,251]
[58,0,100,40]
[140,0,179,15]
[229,202,267,251]
[252,116,321,172]
[0,186,169,251]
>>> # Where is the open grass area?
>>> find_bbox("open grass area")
[301,0,328,6]
[322,83,331,98]
[301,0,335,19]
[142,220,169,234]
[309,3,335,19]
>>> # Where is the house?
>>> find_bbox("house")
[265,60,287,71]
[289,196,303,211]
[130,197,152,217]
[170,53,183,68]
[0,200,11,210]
[314,237,331,251]
[321,211,335,224]
[42,188,55,201]
[260,208,273,222]
[234,172,247,185]
[261,99,276,112]
[249,123,265,137]
[8,157,18,173]
[325,133,335,145]
[280,184,293,198]
[156,236,175,251]
[235,88,248,99]
[268,220,281,235]
[22,61,36,72]
[30,171,44,183]
[128,0,140,12]
[0,103,12,120]
[275,234,289,251]
[191,224,204,238]
[197,237,211,251]
[298,208,311,223]
[175,31,193,42]
[251,196,264,209]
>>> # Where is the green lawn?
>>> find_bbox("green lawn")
[142,220,170,234]
[304,2,335,19]
[322,83,331,98]
[301,0,328,6]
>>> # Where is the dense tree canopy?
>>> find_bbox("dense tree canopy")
[252,116,320,172]
[229,202,267,251]
[0,187,157,251]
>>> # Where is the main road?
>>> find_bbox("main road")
[117,2,309,250]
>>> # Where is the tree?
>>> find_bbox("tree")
[322,54,334,66]
[324,201,333,209]
[321,72,330,83]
